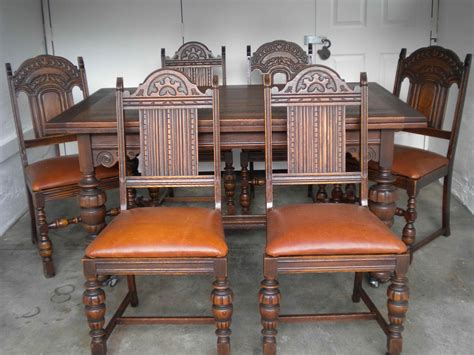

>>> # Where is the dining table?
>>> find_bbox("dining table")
[45,83,427,235]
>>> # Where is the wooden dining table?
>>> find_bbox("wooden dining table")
[45,83,426,234]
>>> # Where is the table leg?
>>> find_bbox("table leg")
[240,151,250,214]
[368,130,398,287]
[77,134,106,235]
[223,151,236,215]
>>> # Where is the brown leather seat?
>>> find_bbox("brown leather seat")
[390,145,448,180]
[266,204,407,257]
[25,155,118,192]
[86,207,227,258]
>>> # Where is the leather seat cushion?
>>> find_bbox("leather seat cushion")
[25,155,117,192]
[266,204,407,257]
[369,145,448,180]
[86,207,227,258]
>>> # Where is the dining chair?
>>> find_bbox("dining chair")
[259,67,411,354]
[241,40,313,212]
[82,70,232,355]
[369,46,471,254]
[5,55,118,278]
[161,41,226,86]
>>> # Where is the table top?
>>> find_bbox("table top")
[45,83,426,136]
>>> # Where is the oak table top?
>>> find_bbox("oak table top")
[45,83,426,136]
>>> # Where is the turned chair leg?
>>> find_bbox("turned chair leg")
[402,191,417,254]
[35,196,54,277]
[352,272,364,303]
[442,175,451,237]
[127,275,139,307]
[249,161,256,198]
[211,276,233,355]
[386,264,409,355]
[27,190,38,244]
[259,276,280,355]
[83,274,107,355]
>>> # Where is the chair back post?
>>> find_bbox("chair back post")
[221,46,227,86]
[247,45,252,84]
[263,73,274,211]
[77,56,90,97]
[115,77,127,211]
[446,53,471,162]
[359,72,369,206]
[5,62,28,168]
[392,48,407,97]
[212,75,222,211]
[161,48,166,68]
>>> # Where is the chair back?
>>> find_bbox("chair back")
[393,46,471,160]
[161,41,226,86]
[248,40,312,84]
[264,65,368,210]
[5,55,88,166]
[116,69,221,211]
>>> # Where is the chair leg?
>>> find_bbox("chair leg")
[442,176,451,237]
[211,276,233,355]
[127,275,139,307]
[249,161,256,198]
[386,266,409,355]
[352,272,364,303]
[27,190,38,244]
[35,195,55,277]
[402,191,417,252]
[259,276,280,355]
[83,274,107,355]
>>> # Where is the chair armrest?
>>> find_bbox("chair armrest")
[403,128,451,140]
[24,134,77,148]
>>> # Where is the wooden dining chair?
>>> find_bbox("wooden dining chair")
[369,46,471,254]
[259,67,411,354]
[161,41,226,86]
[240,40,313,212]
[5,55,118,278]
[82,70,232,355]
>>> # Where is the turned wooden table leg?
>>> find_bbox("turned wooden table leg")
[78,135,106,235]
[240,151,251,214]
[369,131,398,286]
[223,151,236,215]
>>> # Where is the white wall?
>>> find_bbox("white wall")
[0,0,50,236]
[431,0,474,213]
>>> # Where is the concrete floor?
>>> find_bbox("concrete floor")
[0,183,473,355]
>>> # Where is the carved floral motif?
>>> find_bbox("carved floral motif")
[250,40,309,80]
[172,41,215,61]
[12,55,83,95]
[401,46,464,87]
[277,66,355,95]
[128,70,207,98]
